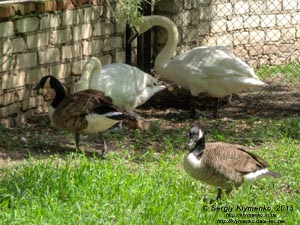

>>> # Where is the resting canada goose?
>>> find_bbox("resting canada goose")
[129,16,266,117]
[184,126,280,199]
[34,75,134,157]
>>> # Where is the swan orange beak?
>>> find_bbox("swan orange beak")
[127,28,139,44]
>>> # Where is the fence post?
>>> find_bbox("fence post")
[137,0,151,74]
[125,23,132,65]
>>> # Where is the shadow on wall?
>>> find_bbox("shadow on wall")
[153,0,214,61]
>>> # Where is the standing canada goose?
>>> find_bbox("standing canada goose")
[34,75,135,157]
[184,126,280,199]
[129,16,266,117]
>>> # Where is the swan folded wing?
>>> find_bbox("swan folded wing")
[211,46,235,56]
[170,48,256,79]
[188,46,235,57]
[200,57,257,79]
[101,64,146,93]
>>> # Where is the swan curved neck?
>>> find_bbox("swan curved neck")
[145,16,178,73]
[81,58,102,87]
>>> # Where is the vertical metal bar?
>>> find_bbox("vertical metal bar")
[125,23,132,65]
[137,0,151,73]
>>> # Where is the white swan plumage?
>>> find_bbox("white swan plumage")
[133,15,266,117]
[75,57,165,112]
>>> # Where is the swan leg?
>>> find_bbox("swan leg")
[190,95,197,118]
[213,98,219,118]
[100,133,107,158]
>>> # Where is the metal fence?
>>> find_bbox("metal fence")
[134,0,300,114]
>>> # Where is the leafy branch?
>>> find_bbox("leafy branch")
[106,0,151,28]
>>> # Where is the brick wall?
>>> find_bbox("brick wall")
[154,0,300,68]
[0,0,126,126]
[2,0,300,126]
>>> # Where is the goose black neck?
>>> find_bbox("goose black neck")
[50,78,67,108]
[193,133,206,151]
[194,133,205,149]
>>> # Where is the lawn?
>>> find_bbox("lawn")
[0,113,299,224]
[0,64,300,224]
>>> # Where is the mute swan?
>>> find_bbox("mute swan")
[184,126,280,199]
[75,57,165,112]
[130,15,266,117]
[34,76,138,157]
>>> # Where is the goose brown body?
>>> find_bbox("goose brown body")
[52,89,122,133]
[184,126,280,198]
[184,142,270,191]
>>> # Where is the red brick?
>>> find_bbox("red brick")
[0,5,15,19]
[24,3,36,14]
[77,0,91,6]
[56,0,76,10]
[13,5,25,16]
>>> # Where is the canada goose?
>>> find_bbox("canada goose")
[129,16,266,117]
[75,57,165,112]
[184,126,280,199]
[34,75,135,157]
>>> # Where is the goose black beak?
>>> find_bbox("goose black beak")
[33,83,42,90]
[127,28,139,44]
[188,139,196,148]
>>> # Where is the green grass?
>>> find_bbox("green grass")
[256,63,300,83]
[0,116,300,224]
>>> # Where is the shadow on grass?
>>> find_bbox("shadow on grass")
[1,81,300,165]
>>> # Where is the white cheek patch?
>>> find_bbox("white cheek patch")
[198,129,203,139]
[44,77,51,88]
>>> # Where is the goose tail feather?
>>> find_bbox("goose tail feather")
[266,171,281,178]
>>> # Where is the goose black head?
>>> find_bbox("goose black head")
[188,126,205,148]
[33,76,66,108]
[33,75,60,90]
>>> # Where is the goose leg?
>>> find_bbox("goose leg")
[75,132,80,150]
[100,133,107,158]
[213,97,219,118]
[216,188,222,199]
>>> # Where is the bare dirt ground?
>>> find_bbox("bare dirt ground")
[0,81,299,168]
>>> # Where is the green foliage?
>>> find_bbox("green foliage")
[256,63,300,83]
[278,117,300,139]
[107,0,150,28]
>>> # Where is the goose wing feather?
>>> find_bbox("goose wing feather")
[204,143,269,183]
[54,89,116,118]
